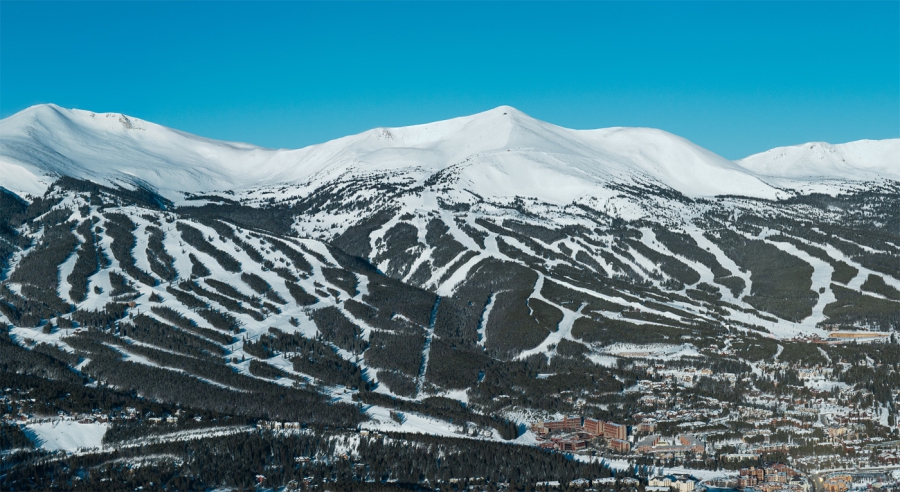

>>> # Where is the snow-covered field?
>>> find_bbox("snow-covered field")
[362,405,501,441]
[601,343,701,359]
[24,420,108,452]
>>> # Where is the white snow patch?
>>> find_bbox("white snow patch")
[25,420,108,452]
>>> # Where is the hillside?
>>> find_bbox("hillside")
[1,105,899,490]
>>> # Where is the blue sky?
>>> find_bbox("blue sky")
[1,1,897,159]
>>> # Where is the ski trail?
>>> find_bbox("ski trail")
[516,302,586,361]
[476,292,497,348]
[57,237,82,306]
[684,225,752,300]
[415,296,441,398]
[435,252,484,297]
[761,237,834,331]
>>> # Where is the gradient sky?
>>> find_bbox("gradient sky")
[1,1,897,159]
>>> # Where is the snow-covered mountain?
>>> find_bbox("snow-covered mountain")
[7,104,894,205]
[737,139,900,181]
[1,103,898,478]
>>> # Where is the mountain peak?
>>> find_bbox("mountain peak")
[486,105,536,121]
[468,105,525,118]
[5,103,157,139]
[469,105,546,130]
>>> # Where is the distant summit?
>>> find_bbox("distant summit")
[737,139,900,181]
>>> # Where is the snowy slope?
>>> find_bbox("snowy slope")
[736,139,900,181]
[8,104,893,204]
[0,104,288,199]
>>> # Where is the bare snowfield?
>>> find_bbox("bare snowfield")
[24,420,108,452]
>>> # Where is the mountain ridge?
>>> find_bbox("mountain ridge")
[737,138,900,180]
[2,103,895,203]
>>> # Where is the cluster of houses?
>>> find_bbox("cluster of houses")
[2,386,207,429]
[136,408,193,425]
[875,451,900,465]
[642,367,717,387]
[811,330,892,345]
[2,405,191,426]
[529,415,713,458]
[821,472,892,492]
[646,474,697,492]
[146,413,180,425]
[519,335,900,471]
[256,420,304,431]
[536,477,642,489]
[531,416,631,453]
[633,407,726,429]
[634,434,705,456]
[4,411,112,425]
[737,464,809,492]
